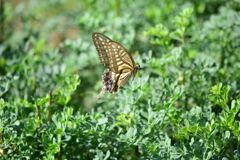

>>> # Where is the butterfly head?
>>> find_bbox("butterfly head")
[135,64,140,69]
[133,64,140,75]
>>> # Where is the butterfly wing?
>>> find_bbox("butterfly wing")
[92,33,140,100]
[117,71,133,87]
[95,69,118,101]
[92,33,112,68]
[92,33,135,73]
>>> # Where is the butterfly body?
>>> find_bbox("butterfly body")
[92,33,139,100]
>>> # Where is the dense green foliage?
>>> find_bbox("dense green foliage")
[1,0,240,159]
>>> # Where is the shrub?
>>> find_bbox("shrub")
[0,0,240,159]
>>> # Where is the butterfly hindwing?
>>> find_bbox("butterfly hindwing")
[95,69,120,101]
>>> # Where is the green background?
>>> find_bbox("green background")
[0,0,240,159]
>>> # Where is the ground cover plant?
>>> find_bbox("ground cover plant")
[0,0,240,159]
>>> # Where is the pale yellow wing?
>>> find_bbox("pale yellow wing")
[117,71,133,87]
[93,33,140,100]
[92,33,135,73]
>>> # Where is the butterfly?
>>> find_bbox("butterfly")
[92,33,140,100]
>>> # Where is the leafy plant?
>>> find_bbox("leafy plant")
[0,0,240,159]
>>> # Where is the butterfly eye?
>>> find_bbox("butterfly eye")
[92,33,140,100]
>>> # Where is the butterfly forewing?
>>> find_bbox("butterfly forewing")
[92,33,112,68]
[92,33,140,100]
[107,41,134,73]
[92,33,135,73]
